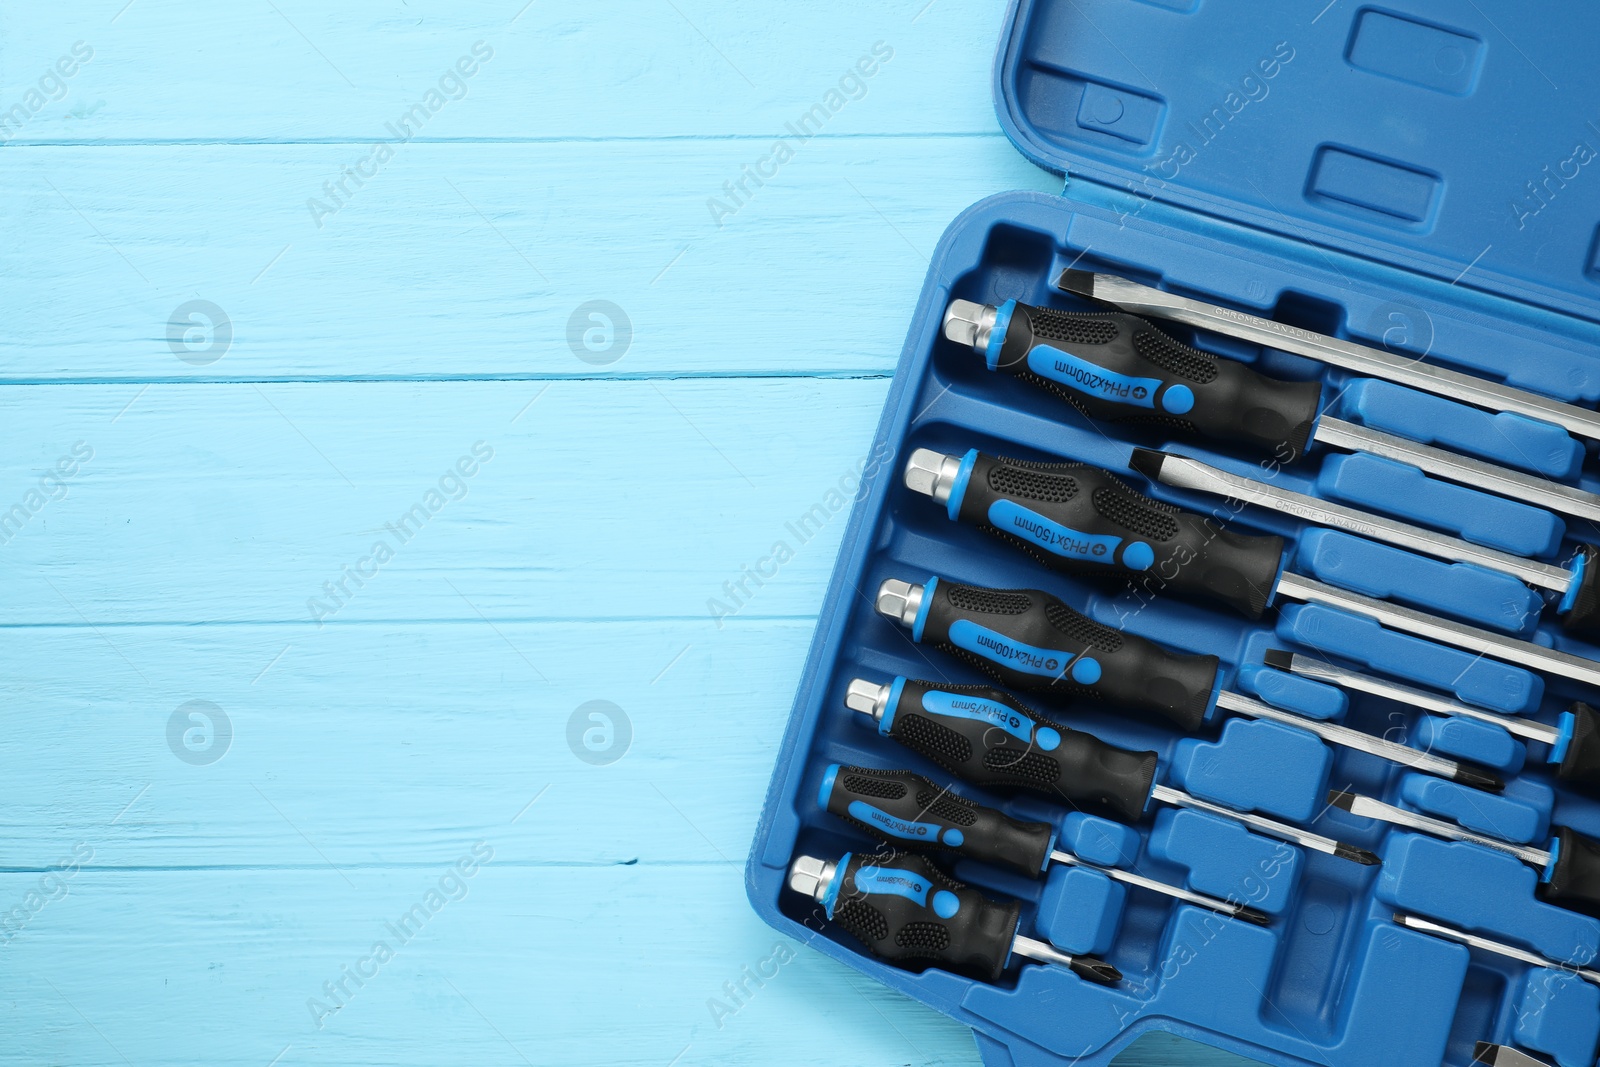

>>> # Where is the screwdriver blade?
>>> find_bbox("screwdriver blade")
[1393,913,1600,986]
[1010,934,1122,983]
[1148,783,1380,865]
[1057,269,1600,444]
[1050,849,1271,925]
[1326,791,1546,867]
[1128,448,1571,593]
[1264,650,1560,747]
[1215,689,1501,791]
[1474,1043,1553,1067]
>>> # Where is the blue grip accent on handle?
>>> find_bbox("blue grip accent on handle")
[932,890,961,918]
[846,800,948,844]
[1560,550,1586,614]
[822,852,851,919]
[946,618,1073,680]
[947,449,978,520]
[921,688,1041,745]
[985,498,1138,566]
[878,676,909,735]
[984,301,1016,370]
[911,576,938,643]
[818,763,841,808]
[1026,344,1165,409]
[1554,709,1577,763]
[855,864,933,907]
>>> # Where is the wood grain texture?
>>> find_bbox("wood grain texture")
[0,2,1255,1065]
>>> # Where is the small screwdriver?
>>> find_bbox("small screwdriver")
[1393,913,1600,987]
[847,676,1378,866]
[1269,651,1600,797]
[819,763,1272,923]
[787,849,1122,984]
[943,294,1600,526]
[1129,448,1600,637]
[1329,791,1600,917]
[874,574,1501,790]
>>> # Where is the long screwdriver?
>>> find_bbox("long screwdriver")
[1055,269,1600,450]
[847,675,1378,866]
[1393,913,1600,987]
[787,850,1122,984]
[1268,651,1600,796]
[1129,448,1600,636]
[873,574,1501,790]
[1328,791,1600,917]
[942,296,1600,525]
[818,763,1271,923]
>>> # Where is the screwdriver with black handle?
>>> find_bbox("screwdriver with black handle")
[847,675,1377,866]
[819,763,1272,923]
[904,446,1285,618]
[787,849,1122,984]
[942,294,1600,527]
[1328,790,1600,917]
[873,574,1501,790]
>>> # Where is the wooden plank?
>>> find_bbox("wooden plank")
[0,138,1054,380]
[2,2,1000,142]
[0,619,813,868]
[0,865,983,1067]
[1,378,891,625]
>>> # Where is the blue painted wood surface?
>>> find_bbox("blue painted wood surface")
[0,4,1260,1064]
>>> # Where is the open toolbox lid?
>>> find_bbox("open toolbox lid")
[993,0,1600,335]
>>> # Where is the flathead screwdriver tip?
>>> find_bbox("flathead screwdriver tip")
[1453,764,1505,792]
[1261,649,1297,671]
[1325,790,1358,813]
[1336,842,1382,867]
[1071,957,1123,985]
[1125,448,1168,482]
[1055,269,1097,298]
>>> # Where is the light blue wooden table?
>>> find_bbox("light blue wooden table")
[1,4,1258,1063]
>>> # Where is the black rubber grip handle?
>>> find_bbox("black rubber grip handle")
[951,451,1284,618]
[1557,702,1600,796]
[915,577,1219,731]
[1540,825,1600,918]
[986,302,1322,461]
[822,765,1055,877]
[881,679,1156,822]
[829,849,1019,982]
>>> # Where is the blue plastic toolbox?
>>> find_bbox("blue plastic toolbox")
[746,3,1600,1066]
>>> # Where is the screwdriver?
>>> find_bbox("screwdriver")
[1268,651,1600,796]
[1328,791,1600,917]
[1055,269,1600,451]
[874,574,1502,789]
[818,763,1271,923]
[847,676,1379,866]
[1130,448,1600,636]
[903,447,1286,618]
[943,296,1600,525]
[899,447,1590,688]
[787,850,1122,984]
[1393,913,1600,987]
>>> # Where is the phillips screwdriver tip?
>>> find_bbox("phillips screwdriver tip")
[1336,843,1382,866]
[1234,905,1274,926]
[1125,448,1168,482]
[1055,269,1097,298]
[1071,958,1124,985]
[1452,764,1505,792]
